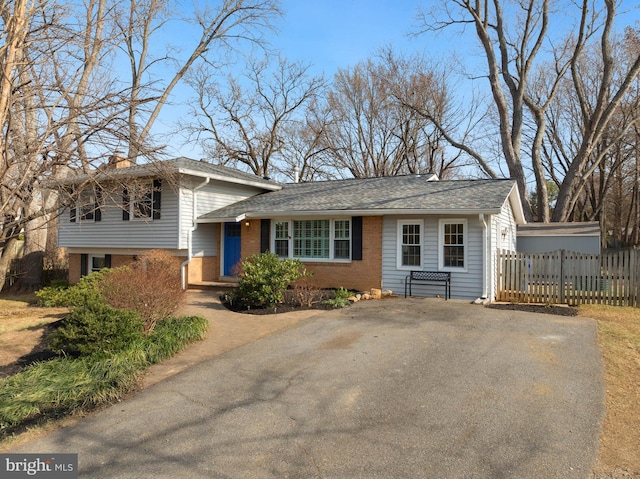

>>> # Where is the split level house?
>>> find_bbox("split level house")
[57,156,525,301]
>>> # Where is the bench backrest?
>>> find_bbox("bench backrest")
[410,271,450,281]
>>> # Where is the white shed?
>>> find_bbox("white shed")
[517,222,601,254]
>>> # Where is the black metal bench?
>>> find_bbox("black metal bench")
[404,271,451,300]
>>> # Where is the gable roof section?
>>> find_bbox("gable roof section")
[56,157,281,191]
[198,176,521,222]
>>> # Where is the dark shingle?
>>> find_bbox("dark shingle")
[199,176,517,220]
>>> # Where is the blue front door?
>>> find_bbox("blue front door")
[223,222,242,276]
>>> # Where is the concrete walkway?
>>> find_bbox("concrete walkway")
[142,290,324,387]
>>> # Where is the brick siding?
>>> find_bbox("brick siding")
[241,216,383,292]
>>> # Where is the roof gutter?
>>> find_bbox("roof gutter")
[181,177,210,290]
[177,168,282,191]
[196,208,505,223]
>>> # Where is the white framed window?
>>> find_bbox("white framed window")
[274,221,290,257]
[89,255,106,273]
[333,219,351,259]
[439,219,467,271]
[273,219,351,261]
[397,220,423,269]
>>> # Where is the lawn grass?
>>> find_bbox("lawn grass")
[577,305,640,476]
[0,296,66,335]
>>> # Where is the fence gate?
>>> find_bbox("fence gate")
[496,249,639,307]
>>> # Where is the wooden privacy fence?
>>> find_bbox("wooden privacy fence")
[496,249,640,307]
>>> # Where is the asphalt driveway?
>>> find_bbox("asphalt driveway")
[13,298,604,478]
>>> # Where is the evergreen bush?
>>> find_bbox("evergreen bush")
[48,301,144,358]
[230,252,309,308]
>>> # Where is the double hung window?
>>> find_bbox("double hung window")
[274,219,351,261]
[439,219,467,270]
[397,220,423,269]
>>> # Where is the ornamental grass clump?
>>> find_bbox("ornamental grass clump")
[0,316,208,434]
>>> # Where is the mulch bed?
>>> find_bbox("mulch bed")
[486,303,579,316]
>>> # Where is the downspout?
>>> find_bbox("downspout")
[479,213,489,301]
[181,177,210,289]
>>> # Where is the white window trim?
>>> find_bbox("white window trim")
[438,218,468,272]
[271,218,352,262]
[89,254,106,273]
[397,219,424,270]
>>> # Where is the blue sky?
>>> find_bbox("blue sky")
[272,0,426,76]
[159,0,640,161]
[161,0,431,158]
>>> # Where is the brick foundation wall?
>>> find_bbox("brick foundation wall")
[68,252,212,285]
[187,256,219,282]
[68,253,82,284]
[240,216,383,292]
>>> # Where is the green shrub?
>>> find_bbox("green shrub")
[323,287,352,309]
[36,270,110,307]
[48,301,144,358]
[230,252,309,308]
[0,315,208,432]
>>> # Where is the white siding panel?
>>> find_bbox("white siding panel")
[489,200,518,300]
[382,215,484,300]
[58,184,180,249]
[196,180,261,216]
[177,177,265,249]
[192,224,218,256]
[179,186,193,250]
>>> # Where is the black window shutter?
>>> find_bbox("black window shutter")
[152,179,161,219]
[94,188,102,222]
[122,187,130,220]
[352,216,363,261]
[105,254,111,268]
[80,254,88,277]
[260,219,271,253]
[70,187,76,222]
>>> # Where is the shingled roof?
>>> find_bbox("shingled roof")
[56,157,281,191]
[198,176,522,222]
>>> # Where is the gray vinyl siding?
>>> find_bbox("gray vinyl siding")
[517,235,600,254]
[58,183,180,249]
[178,177,264,250]
[192,224,217,256]
[381,215,484,300]
[489,200,518,300]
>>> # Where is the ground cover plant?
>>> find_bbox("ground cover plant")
[0,314,207,436]
[1,250,206,440]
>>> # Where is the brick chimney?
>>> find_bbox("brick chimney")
[108,153,132,169]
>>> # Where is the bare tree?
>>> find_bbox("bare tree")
[183,55,325,177]
[115,0,281,161]
[0,0,281,291]
[416,0,640,223]
[320,51,461,179]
